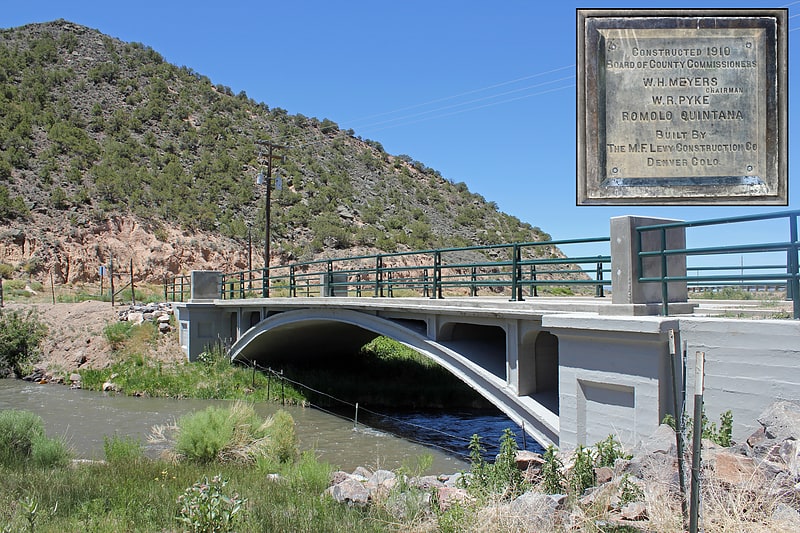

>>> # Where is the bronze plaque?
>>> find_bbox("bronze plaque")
[577,10,787,205]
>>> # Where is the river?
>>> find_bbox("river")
[0,379,542,474]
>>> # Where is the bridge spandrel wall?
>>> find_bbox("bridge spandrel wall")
[679,317,800,444]
[543,314,680,450]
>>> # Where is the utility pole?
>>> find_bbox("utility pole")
[256,141,285,298]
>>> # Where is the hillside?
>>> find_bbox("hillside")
[0,20,557,285]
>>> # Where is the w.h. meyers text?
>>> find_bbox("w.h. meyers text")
[601,28,765,180]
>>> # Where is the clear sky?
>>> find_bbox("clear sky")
[4,1,800,263]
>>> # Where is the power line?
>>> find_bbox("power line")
[344,64,576,127]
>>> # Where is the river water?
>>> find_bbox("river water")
[0,380,542,473]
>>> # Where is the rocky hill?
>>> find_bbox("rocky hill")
[0,20,557,285]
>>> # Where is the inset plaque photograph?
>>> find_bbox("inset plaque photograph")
[577,9,787,205]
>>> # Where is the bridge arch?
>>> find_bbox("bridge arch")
[228,308,559,446]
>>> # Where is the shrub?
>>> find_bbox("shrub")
[0,310,47,377]
[103,320,133,350]
[176,475,247,533]
[175,402,297,464]
[594,434,630,468]
[461,429,528,501]
[30,435,71,468]
[569,445,595,496]
[541,444,565,494]
[267,409,298,464]
[103,433,144,463]
[0,410,45,464]
[176,405,234,463]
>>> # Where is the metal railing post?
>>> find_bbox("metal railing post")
[790,214,799,319]
[239,272,245,299]
[375,255,384,297]
[530,264,538,297]
[261,267,268,298]
[596,259,605,298]
[470,267,477,297]
[510,244,523,301]
[423,268,430,297]
[432,251,442,299]
[290,265,296,297]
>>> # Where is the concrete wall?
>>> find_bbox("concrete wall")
[543,314,680,449]
[679,317,800,443]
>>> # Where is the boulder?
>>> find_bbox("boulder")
[507,492,560,530]
[758,400,800,442]
[436,486,471,511]
[711,451,765,486]
[325,477,370,507]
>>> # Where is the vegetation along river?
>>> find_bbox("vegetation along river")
[0,379,542,473]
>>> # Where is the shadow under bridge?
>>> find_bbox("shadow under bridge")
[228,308,559,447]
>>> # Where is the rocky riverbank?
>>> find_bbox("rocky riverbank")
[326,400,800,531]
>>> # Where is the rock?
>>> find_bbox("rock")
[619,501,648,521]
[508,492,560,530]
[595,465,614,485]
[411,475,443,490]
[158,322,171,333]
[365,469,396,499]
[325,477,370,507]
[515,450,545,471]
[69,373,81,383]
[436,486,471,511]
[712,451,764,486]
[102,381,119,392]
[634,424,676,456]
[127,312,144,325]
[758,400,800,442]
[330,470,350,485]
[351,466,372,481]
[384,490,431,520]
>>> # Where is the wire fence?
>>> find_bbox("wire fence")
[247,361,536,460]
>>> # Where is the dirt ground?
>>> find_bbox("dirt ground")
[3,300,186,375]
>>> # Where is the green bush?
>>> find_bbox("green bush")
[176,405,234,463]
[31,434,72,468]
[0,409,45,464]
[267,409,298,464]
[176,475,247,533]
[461,429,528,501]
[103,321,133,350]
[0,309,47,376]
[103,433,144,463]
[175,403,296,464]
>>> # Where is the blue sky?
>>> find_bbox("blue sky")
[4,1,800,264]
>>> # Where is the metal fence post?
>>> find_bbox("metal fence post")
[510,244,523,302]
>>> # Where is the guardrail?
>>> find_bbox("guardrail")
[166,238,611,303]
[164,274,191,302]
[637,210,800,319]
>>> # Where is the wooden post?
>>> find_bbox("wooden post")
[130,258,136,306]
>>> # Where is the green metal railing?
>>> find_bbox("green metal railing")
[164,274,191,302]
[636,210,800,319]
[167,238,611,303]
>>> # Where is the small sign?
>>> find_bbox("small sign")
[577,9,787,205]
[99,265,107,278]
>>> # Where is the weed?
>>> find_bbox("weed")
[103,433,144,463]
[103,321,133,350]
[541,444,565,494]
[594,434,630,468]
[569,444,596,496]
[0,409,45,464]
[618,473,644,506]
[176,475,247,533]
